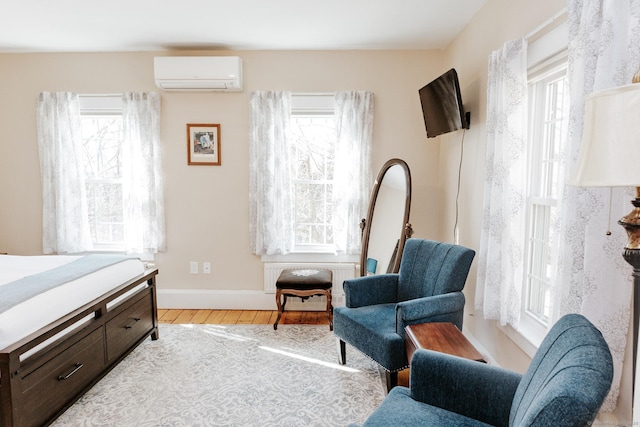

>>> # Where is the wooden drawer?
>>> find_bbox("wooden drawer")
[17,327,105,427]
[106,291,153,363]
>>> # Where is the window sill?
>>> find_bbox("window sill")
[76,249,155,262]
[261,252,359,263]
[497,315,548,359]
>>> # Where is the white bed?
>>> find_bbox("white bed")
[0,254,159,427]
[0,255,145,351]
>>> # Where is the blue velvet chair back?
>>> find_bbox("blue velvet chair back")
[397,239,476,302]
[509,313,614,426]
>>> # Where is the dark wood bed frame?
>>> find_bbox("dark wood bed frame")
[0,267,159,427]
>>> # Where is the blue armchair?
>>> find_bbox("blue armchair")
[333,238,476,390]
[355,314,614,427]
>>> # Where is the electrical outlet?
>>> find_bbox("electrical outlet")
[203,262,211,274]
[190,261,198,274]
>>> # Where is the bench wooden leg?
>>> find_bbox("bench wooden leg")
[325,289,333,331]
[274,289,284,330]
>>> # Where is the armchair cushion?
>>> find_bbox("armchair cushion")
[333,303,405,370]
[360,387,493,427]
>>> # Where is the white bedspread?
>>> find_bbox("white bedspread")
[0,255,145,351]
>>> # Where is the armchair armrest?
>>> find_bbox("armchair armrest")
[343,274,398,308]
[395,292,465,335]
[410,349,521,427]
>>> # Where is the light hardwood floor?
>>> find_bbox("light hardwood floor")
[158,309,330,326]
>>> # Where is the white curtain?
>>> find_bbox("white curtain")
[554,0,640,412]
[249,91,294,255]
[475,39,528,327]
[121,92,166,254]
[248,90,373,256]
[37,91,165,255]
[37,92,93,254]
[333,91,374,255]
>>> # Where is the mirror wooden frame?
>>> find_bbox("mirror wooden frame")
[359,158,412,277]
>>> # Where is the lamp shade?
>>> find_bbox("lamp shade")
[571,82,640,187]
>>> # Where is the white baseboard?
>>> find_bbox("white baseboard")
[462,327,499,366]
[157,289,344,310]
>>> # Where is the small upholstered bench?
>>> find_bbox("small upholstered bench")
[273,268,333,331]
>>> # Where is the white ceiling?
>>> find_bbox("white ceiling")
[0,0,487,53]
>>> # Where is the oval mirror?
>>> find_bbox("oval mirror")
[360,158,412,276]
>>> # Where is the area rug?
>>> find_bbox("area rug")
[52,324,385,426]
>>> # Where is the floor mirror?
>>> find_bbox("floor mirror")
[360,158,413,276]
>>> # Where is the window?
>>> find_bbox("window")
[249,91,372,258]
[79,96,125,250]
[38,92,164,255]
[477,18,573,354]
[290,95,336,252]
[522,61,568,340]
[525,63,568,320]
[517,20,570,348]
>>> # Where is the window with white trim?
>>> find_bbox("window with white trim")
[516,19,570,349]
[79,96,125,250]
[290,94,336,252]
[522,59,569,343]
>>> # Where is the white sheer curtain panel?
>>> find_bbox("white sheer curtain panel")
[554,0,640,412]
[121,92,166,254]
[333,91,374,255]
[249,91,294,255]
[37,92,93,254]
[475,39,528,328]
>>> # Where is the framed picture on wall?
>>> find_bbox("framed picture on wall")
[187,123,221,165]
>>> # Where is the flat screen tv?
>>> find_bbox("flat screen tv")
[419,68,470,138]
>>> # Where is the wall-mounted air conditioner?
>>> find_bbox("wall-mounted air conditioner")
[153,56,243,92]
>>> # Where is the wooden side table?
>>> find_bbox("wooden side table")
[405,322,486,363]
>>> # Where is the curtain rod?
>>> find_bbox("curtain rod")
[525,7,568,40]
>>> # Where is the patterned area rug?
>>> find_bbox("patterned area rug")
[52,324,385,426]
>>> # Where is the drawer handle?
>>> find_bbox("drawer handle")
[124,317,141,329]
[57,363,83,381]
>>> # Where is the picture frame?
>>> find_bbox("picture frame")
[187,123,221,165]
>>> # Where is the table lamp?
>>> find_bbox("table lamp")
[570,73,640,402]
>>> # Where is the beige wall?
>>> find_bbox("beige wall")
[440,0,632,421]
[439,0,568,372]
[0,49,444,295]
